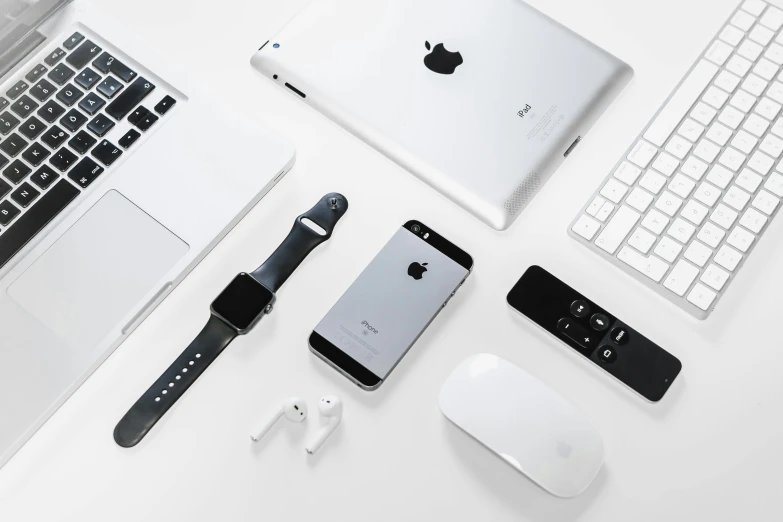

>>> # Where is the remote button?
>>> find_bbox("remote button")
[66,41,102,69]
[63,32,85,50]
[610,327,629,345]
[556,318,599,350]
[597,346,617,364]
[590,313,610,331]
[570,300,590,318]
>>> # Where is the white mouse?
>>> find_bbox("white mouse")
[439,354,604,498]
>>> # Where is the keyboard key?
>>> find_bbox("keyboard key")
[47,63,75,85]
[68,130,97,154]
[92,52,114,73]
[97,76,123,99]
[685,241,713,267]
[714,70,741,93]
[63,32,84,50]
[75,67,101,90]
[627,227,656,254]
[55,83,83,107]
[732,10,757,31]
[715,244,743,271]
[639,170,667,194]
[731,130,758,154]
[743,113,769,137]
[677,118,705,142]
[753,58,778,81]
[30,165,58,190]
[706,122,732,146]
[705,165,733,190]
[706,40,734,66]
[154,95,176,115]
[18,116,45,140]
[720,24,746,46]
[752,189,780,215]
[664,260,699,296]
[0,153,7,171]
[687,283,717,311]
[613,161,642,184]
[78,92,105,115]
[0,98,7,111]
[665,135,692,159]
[681,156,708,180]
[756,97,782,120]
[600,178,628,203]
[655,190,683,217]
[697,221,726,248]
[0,111,20,135]
[691,102,717,125]
[127,105,149,125]
[617,246,670,283]
[749,24,774,46]
[693,139,721,163]
[626,187,653,212]
[711,203,739,229]
[93,53,137,83]
[25,64,47,83]
[738,39,764,61]
[86,114,114,137]
[741,0,767,17]
[736,169,763,193]
[0,180,79,269]
[60,109,87,132]
[595,205,639,254]
[66,40,102,69]
[682,199,709,225]
[747,151,774,175]
[43,48,66,67]
[3,159,30,183]
[718,106,745,130]
[67,158,104,188]
[694,180,721,207]
[724,185,751,211]
[719,147,746,171]
[37,100,65,123]
[641,209,669,235]
[644,60,718,146]
[29,79,56,102]
[730,89,757,112]
[103,76,154,118]
[669,173,696,198]
[760,134,783,158]
[0,200,20,225]
[651,152,679,176]
[10,182,40,208]
[703,86,729,109]
[701,264,730,292]
[50,147,77,171]
[667,218,696,243]
[5,80,28,101]
[572,215,600,241]
[727,226,755,253]
[21,142,50,167]
[91,139,122,166]
[595,201,615,222]
[0,133,27,157]
[586,196,606,217]
[760,6,783,31]
[765,172,783,196]
[118,128,140,149]
[0,179,9,198]
[727,54,753,76]
[740,207,768,233]
[10,95,37,119]
[41,125,68,149]
[741,73,767,96]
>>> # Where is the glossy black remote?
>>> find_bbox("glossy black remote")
[507,265,682,402]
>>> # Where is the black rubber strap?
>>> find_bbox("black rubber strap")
[113,315,237,447]
[251,192,348,292]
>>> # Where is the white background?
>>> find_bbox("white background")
[1,0,782,520]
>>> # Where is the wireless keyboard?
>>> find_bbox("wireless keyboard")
[570,0,783,319]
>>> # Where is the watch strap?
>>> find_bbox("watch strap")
[251,192,348,292]
[113,314,237,448]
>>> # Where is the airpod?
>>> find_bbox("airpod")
[305,395,342,455]
[250,397,308,442]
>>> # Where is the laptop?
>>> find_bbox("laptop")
[0,0,295,467]
[251,0,632,230]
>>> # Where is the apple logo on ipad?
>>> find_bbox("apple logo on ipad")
[423,41,463,75]
[408,262,428,280]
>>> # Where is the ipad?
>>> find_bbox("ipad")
[251,0,632,230]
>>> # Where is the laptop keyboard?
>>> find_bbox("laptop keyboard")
[0,29,179,270]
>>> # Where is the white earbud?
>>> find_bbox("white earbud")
[250,397,308,442]
[305,395,342,455]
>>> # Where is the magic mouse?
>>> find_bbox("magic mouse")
[439,354,604,498]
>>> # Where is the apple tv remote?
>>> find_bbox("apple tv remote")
[507,266,682,402]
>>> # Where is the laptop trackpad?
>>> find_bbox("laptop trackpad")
[8,191,189,348]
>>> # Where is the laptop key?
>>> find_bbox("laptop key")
[55,84,83,107]
[0,133,28,157]
[30,79,56,102]
[154,95,176,115]
[128,106,149,125]
[0,97,7,110]
[50,147,77,171]
[92,52,114,73]
[44,47,66,67]
[0,179,10,198]
[86,114,114,137]
[118,129,140,149]
[21,142,50,167]
[105,77,154,120]
[30,165,59,190]
[41,126,69,149]
[0,111,20,134]
[68,157,104,188]
[135,112,158,132]
[0,153,7,170]
[0,200,20,226]
[60,109,87,132]
[91,140,122,166]
[93,53,137,82]
[68,130,97,154]
[3,159,30,183]
[78,92,105,115]
[75,67,101,90]
[6,80,28,100]
[10,95,38,119]
[37,100,65,123]
[48,63,75,86]
[11,182,40,208]
[0,180,79,269]
[63,32,84,51]
[67,41,102,69]
[25,64,47,83]
[97,76,123,99]
[19,116,46,140]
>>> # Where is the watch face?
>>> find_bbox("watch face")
[211,273,274,331]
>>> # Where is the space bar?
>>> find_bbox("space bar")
[643,60,718,147]
[0,180,79,269]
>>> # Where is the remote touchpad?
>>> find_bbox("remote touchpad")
[8,191,188,349]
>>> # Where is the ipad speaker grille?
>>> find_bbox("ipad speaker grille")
[503,171,542,217]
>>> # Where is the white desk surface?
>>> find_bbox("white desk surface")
[1,0,781,520]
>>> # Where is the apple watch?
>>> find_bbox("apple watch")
[113,193,348,447]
